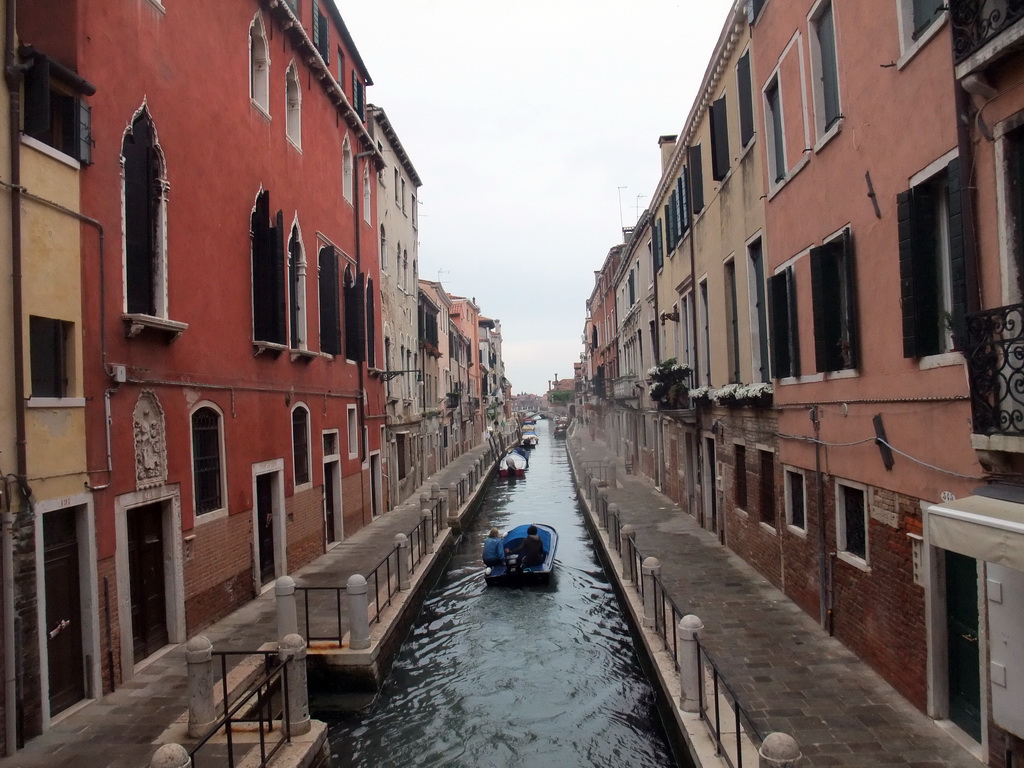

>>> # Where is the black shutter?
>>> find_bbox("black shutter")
[320,246,341,355]
[947,158,968,348]
[898,184,939,357]
[810,238,848,372]
[787,267,800,377]
[897,189,918,358]
[319,8,330,63]
[124,122,156,315]
[664,203,675,253]
[710,96,730,181]
[76,99,92,165]
[840,229,859,369]
[311,2,319,57]
[365,278,376,367]
[344,270,358,359]
[272,210,287,345]
[767,271,785,378]
[252,191,272,341]
[654,219,663,271]
[353,272,366,362]
[752,0,766,22]
[737,51,754,147]
[288,230,300,348]
[688,145,705,214]
[24,56,51,140]
[677,173,689,234]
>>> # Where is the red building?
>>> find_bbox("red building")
[14,0,387,737]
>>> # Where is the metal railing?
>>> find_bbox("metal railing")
[189,651,291,768]
[951,0,1024,64]
[964,302,1024,435]
[697,640,765,768]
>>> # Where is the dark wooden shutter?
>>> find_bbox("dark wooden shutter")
[353,272,366,361]
[787,268,801,376]
[688,145,705,214]
[344,270,360,360]
[710,96,730,181]
[76,99,92,165]
[311,2,319,57]
[654,219,664,271]
[811,237,852,372]
[737,51,754,146]
[897,189,918,358]
[365,278,376,367]
[671,187,682,244]
[817,4,841,129]
[288,229,301,348]
[319,246,341,355]
[677,173,689,234]
[898,184,939,357]
[272,210,287,345]
[840,229,859,369]
[767,271,787,378]
[24,56,51,140]
[252,191,272,341]
[947,158,968,348]
[124,119,156,316]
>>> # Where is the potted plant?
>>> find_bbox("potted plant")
[689,385,713,408]
[647,358,691,408]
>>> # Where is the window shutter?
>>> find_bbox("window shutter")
[737,51,754,146]
[688,145,705,214]
[655,219,664,271]
[318,246,341,355]
[288,233,300,348]
[664,203,675,253]
[817,4,841,129]
[24,56,51,140]
[252,192,271,341]
[75,99,92,165]
[677,173,689,234]
[897,189,918,358]
[946,157,968,348]
[810,237,852,371]
[767,271,787,378]
[365,278,376,367]
[751,0,766,22]
[899,184,939,357]
[786,268,800,376]
[124,123,157,316]
[353,272,366,361]
[311,2,319,57]
[710,96,730,181]
[840,229,859,369]
[273,210,288,345]
[671,187,682,243]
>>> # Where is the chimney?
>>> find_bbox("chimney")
[658,134,678,173]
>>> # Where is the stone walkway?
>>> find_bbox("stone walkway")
[568,428,984,768]
[2,439,499,768]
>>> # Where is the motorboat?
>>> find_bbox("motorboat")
[521,429,538,448]
[498,447,529,477]
[553,418,568,438]
[484,523,557,586]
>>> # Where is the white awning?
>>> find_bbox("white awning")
[926,494,1024,571]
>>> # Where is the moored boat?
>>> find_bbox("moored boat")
[484,523,557,586]
[498,447,529,477]
[521,429,538,448]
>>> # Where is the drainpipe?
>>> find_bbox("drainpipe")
[4,0,25,753]
[811,406,828,629]
[684,163,704,528]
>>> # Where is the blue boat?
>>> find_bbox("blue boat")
[484,523,557,586]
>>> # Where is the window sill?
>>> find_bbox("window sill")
[287,136,302,153]
[898,15,947,72]
[294,480,313,493]
[786,523,807,539]
[777,373,824,386]
[836,551,871,573]
[759,521,778,536]
[123,313,188,342]
[21,134,81,170]
[193,507,229,527]
[290,349,318,364]
[824,368,859,380]
[766,153,810,202]
[813,117,842,154]
[253,340,287,357]
[27,397,86,408]
[918,350,964,370]
[734,506,748,519]
[251,99,271,121]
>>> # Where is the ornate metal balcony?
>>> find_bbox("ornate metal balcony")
[951,0,1024,65]
[965,302,1024,435]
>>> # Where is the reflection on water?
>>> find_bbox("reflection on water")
[321,422,680,767]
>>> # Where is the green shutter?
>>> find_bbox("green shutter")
[688,145,704,213]
[737,51,754,146]
[677,173,689,233]
[319,246,341,355]
[75,99,92,165]
[768,271,788,378]
[897,189,918,357]
[710,96,730,181]
[311,2,319,55]
[947,157,968,348]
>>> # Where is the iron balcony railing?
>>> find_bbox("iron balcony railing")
[964,302,1024,435]
[951,0,1024,65]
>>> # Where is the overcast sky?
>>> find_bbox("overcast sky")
[335,0,736,395]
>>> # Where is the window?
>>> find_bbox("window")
[898,158,966,357]
[767,266,800,379]
[837,482,868,562]
[379,226,387,271]
[737,50,754,147]
[688,144,705,214]
[699,281,711,386]
[286,64,301,148]
[401,178,407,213]
[710,95,730,181]
[23,52,92,164]
[283,0,299,16]
[362,162,371,222]
[337,46,345,87]
[810,229,858,372]
[748,239,770,382]
[251,190,286,345]
[30,316,71,398]
[311,1,329,63]
[725,260,740,383]
[191,406,224,515]
[765,77,786,184]
[394,169,400,202]
[759,450,775,527]
[366,278,377,368]
[288,224,306,349]
[351,72,365,121]
[785,469,806,530]
[343,267,366,361]
[652,219,664,272]
[249,14,270,113]
[292,405,310,486]
[809,0,841,138]
[912,0,944,40]
[734,445,747,509]
[342,137,353,203]
[1006,126,1024,300]
[347,406,358,457]
[318,245,341,355]
[123,107,167,318]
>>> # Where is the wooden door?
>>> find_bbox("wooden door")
[127,503,168,663]
[257,474,276,585]
[945,550,981,741]
[324,461,337,544]
[43,508,84,715]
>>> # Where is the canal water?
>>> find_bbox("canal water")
[320,420,682,768]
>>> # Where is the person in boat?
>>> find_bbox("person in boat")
[482,528,505,566]
[506,525,544,567]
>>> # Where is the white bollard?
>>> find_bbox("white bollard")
[186,635,215,738]
[460,474,469,505]
[605,502,619,531]
[276,575,298,643]
[448,483,459,516]
[642,557,661,628]
[419,491,430,510]
[606,461,617,489]
[395,533,411,589]
[678,614,704,713]
[430,482,441,500]
[346,574,371,651]
[759,733,802,767]
[278,634,311,736]
[422,509,434,550]
[150,743,191,768]
[598,488,609,520]
[620,524,635,582]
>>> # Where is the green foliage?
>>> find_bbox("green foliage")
[549,390,574,404]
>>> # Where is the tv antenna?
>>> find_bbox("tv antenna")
[617,186,627,231]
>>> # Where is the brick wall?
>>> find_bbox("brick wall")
[13,509,41,744]
[286,486,325,571]
[342,470,369,535]
[184,512,253,632]
[97,555,122,694]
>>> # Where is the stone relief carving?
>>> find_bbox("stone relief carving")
[134,390,167,489]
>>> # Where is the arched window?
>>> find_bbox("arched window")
[249,13,270,113]
[286,63,301,147]
[342,136,353,203]
[122,105,168,318]
[288,222,306,349]
[191,405,224,515]
[362,161,371,222]
[292,405,310,486]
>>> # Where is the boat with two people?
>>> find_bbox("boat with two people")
[483,523,557,586]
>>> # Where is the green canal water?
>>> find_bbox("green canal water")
[317,421,685,767]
